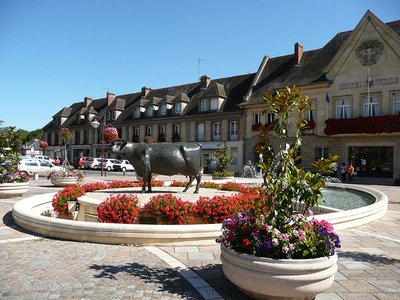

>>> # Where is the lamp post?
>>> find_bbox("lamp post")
[90,116,106,177]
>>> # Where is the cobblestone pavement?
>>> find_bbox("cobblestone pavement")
[1,174,400,299]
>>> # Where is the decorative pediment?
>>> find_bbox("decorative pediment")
[324,10,400,79]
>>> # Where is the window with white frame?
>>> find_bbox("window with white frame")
[146,126,152,136]
[200,99,209,111]
[307,110,314,122]
[146,106,153,117]
[230,147,238,165]
[229,121,238,140]
[266,112,275,124]
[315,147,329,160]
[106,111,116,121]
[133,108,141,118]
[335,98,351,119]
[134,127,140,136]
[213,122,221,141]
[210,99,219,110]
[253,113,261,124]
[393,92,400,115]
[197,123,205,141]
[363,95,380,117]
[159,125,165,135]
[174,124,181,134]
[175,102,182,114]
[160,104,167,116]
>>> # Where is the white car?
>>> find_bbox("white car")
[82,158,103,169]
[18,159,62,177]
[102,159,121,171]
[113,160,135,172]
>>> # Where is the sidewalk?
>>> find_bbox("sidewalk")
[0,175,399,299]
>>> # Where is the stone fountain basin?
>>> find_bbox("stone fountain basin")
[12,184,388,245]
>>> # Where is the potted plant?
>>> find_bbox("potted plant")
[217,86,340,300]
[50,128,84,186]
[212,144,234,179]
[0,126,29,197]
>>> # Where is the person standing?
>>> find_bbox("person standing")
[340,162,347,182]
[332,161,338,178]
[347,163,355,182]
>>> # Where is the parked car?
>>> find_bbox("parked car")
[82,158,103,170]
[31,155,55,164]
[73,156,91,169]
[18,159,62,177]
[113,160,135,172]
[102,159,121,171]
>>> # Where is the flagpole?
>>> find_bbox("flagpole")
[367,67,371,116]
[367,68,370,98]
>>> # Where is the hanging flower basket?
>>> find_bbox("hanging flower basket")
[39,140,48,148]
[104,127,118,143]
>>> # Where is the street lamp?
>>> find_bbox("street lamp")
[90,116,106,176]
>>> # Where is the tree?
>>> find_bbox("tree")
[213,144,234,177]
[256,86,338,228]
[0,127,28,183]
[59,128,73,164]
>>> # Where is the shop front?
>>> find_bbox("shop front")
[349,146,393,178]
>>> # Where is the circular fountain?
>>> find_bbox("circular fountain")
[12,179,388,245]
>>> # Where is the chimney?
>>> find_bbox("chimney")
[84,97,92,107]
[294,42,303,66]
[107,92,115,105]
[200,75,211,90]
[141,87,151,97]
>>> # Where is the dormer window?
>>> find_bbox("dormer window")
[160,104,167,116]
[200,98,219,112]
[210,99,219,110]
[200,99,209,111]
[106,111,116,121]
[133,108,141,119]
[175,102,182,114]
[53,118,61,127]
[146,106,154,117]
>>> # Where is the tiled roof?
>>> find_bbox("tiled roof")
[53,107,72,118]
[43,16,400,129]
[245,19,400,105]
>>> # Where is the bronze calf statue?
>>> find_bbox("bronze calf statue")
[112,140,202,193]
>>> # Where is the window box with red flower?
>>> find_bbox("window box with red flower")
[324,115,400,136]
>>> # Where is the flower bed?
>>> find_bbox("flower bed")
[52,180,271,224]
[97,194,140,224]
[143,194,196,224]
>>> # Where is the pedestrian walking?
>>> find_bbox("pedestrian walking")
[340,162,347,182]
[347,163,354,182]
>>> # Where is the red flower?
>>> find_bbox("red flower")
[242,238,251,247]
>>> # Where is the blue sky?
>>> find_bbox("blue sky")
[1,0,399,131]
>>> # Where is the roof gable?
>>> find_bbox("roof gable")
[324,10,400,79]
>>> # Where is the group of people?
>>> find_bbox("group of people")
[333,162,354,182]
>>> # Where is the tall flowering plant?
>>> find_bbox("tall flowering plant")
[0,127,29,184]
[217,86,340,259]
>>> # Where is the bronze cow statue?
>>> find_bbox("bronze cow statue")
[112,140,202,193]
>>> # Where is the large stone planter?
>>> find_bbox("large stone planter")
[220,246,338,300]
[51,177,80,187]
[0,182,29,198]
